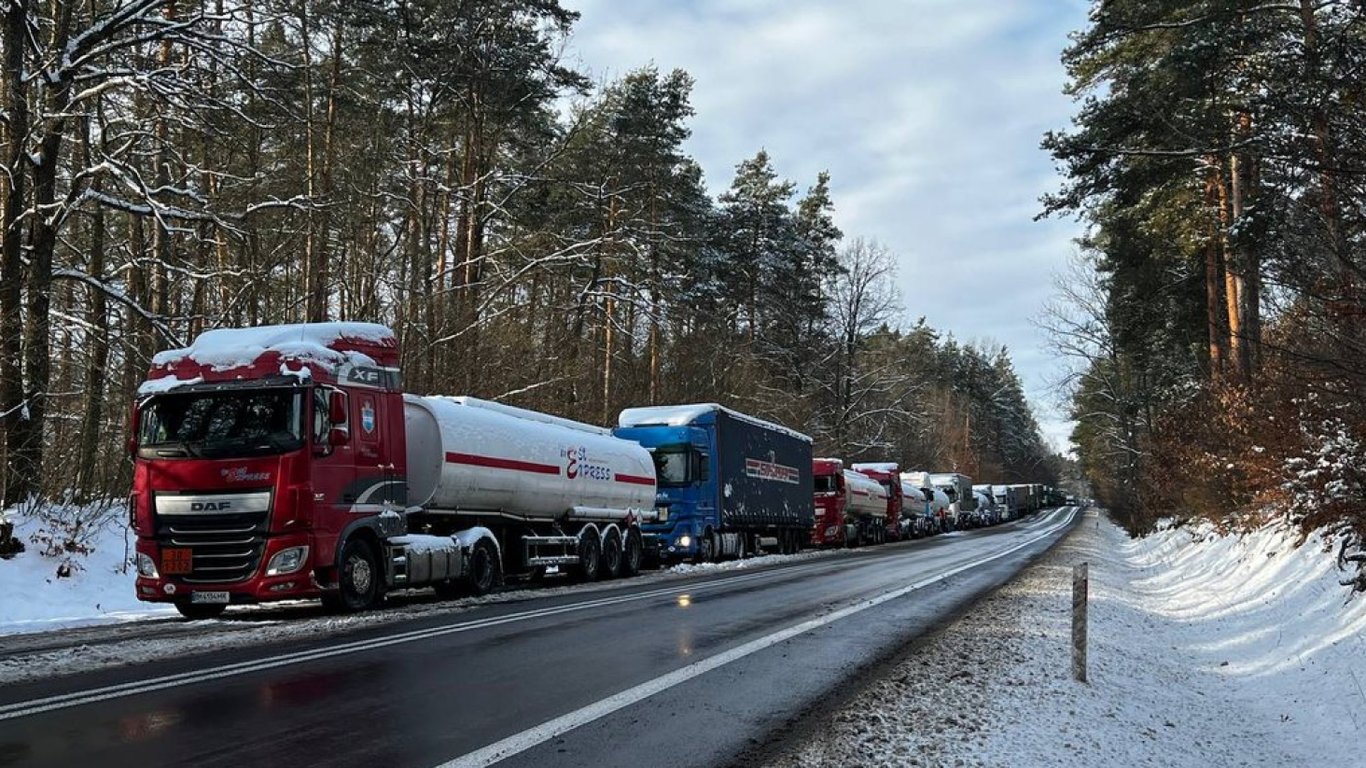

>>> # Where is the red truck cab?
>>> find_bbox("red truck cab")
[810,458,847,547]
[129,323,407,618]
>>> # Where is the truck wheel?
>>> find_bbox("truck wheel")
[600,530,623,579]
[707,530,722,563]
[467,539,501,596]
[578,530,602,582]
[174,601,227,620]
[329,537,381,612]
[622,530,644,577]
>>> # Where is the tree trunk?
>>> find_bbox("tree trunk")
[1229,117,1259,376]
[1203,163,1230,378]
[0,0,30,505]
[1214,159,1247,380]
[13,0,77,502]
[602,280,615,425]
[648,192,661,404]
[76,119,109,499]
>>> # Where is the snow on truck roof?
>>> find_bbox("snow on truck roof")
[151,322,396,371]
[617,403,812,443]
[852,462,899,473]
[139,323,398,394]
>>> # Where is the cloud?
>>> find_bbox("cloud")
[564,0,1091,454]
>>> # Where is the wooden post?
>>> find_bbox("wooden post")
[1072,561,1089,683]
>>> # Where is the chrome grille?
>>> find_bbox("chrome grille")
[154,491,271,584]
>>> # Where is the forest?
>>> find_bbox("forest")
[1045,0,1366,548]
[0,0,1058,506]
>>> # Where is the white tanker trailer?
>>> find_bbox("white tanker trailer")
[842,469,889,545]
[405,396,655,519]
[397,396,658,592]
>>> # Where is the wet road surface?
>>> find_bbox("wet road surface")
[0,507,1077,768]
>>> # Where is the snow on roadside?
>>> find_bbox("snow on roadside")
[665,549,831,574]
[774,509,1366,767]
[0,505,177,634]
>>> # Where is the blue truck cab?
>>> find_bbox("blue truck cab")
[615,403,814,562]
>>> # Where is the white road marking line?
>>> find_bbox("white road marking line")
[439,509,1077,768]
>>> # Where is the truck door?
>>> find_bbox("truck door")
[351,391,395,511]
[311,387,357,548]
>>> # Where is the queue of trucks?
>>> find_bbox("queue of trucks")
[127,322,1067,618]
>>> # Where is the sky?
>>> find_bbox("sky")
[561,0,1092,452]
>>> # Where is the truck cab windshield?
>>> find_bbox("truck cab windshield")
[814,475,838,494]
[138,388,304,459]
[653,446,693,487]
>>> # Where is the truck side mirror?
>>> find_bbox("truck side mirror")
[328,426,350,447]
[126,405,141,455]
[329,390,348,425]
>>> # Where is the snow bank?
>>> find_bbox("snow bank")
[0,504,175,634]
[776,511,1366,767]
[665,549,832,575]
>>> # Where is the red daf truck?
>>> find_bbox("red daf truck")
[810,458,888,547]
[129,323,657,618]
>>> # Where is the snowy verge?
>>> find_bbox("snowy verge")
[0,503,177,634]
[773,509,1366,767]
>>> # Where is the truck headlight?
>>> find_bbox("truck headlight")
[136,552,159,578]
[265,546,309,576]
[677,534,692,549]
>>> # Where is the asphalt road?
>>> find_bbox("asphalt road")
[0,507,1077,768]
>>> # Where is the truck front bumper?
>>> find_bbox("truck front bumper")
[134,535,321,604]
[645,522,700,560]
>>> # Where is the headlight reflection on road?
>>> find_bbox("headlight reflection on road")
[118,710,182,742]
[677,594,692,608]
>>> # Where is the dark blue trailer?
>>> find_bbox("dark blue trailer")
[614,404,814,562]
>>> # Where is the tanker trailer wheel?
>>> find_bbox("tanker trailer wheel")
[466,538,501,596]
[326,537,382,613]
[600,529,624,579]
[621,529,644,577]
[174,601,227,621]
[577,529,602,582]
